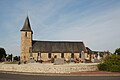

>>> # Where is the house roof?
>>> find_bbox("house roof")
[20,16,33,32]
[32,40,86,53]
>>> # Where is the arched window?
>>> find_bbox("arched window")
[48,53,51,58]
[71,53,74,58]
[61,53,64,58]
[79,53,81,58]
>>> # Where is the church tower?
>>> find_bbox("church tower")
[20,16,33,62]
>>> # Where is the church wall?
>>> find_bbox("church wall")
[51,53,61,58]
[32,53,38,61]
[26,32,32,39]
[41,53,49,61]
[31,52,87,62]
[21,32,32,62]
[74,53,80,59]
[64,53,71,60]
[84,52,88,59]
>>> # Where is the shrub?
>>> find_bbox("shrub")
[98,54,120,72]
[98,63,108,71]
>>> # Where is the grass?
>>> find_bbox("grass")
[4,61,19,64]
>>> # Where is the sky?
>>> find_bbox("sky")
[0,0,120,56]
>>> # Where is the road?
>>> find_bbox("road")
[0,73,120,80]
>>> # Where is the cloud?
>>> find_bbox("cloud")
[0,0,120,55]
[50,7,120,52]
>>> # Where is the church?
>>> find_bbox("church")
[20,17,88,62]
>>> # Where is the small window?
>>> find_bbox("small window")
[38,53,39,56]
[71,53,74,58]
[79,53,81,58]
[61,53,64,58]
[25,32,27,37]
[48,53,51,58]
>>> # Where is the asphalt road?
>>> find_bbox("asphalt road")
[0,73,120,80]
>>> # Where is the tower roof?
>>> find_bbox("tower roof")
[20,16,32,32]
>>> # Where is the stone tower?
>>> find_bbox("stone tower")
[20,16,33,62]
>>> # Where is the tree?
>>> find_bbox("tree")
[6,54,13,61]
[114,48,120,55]
[13,56,20,61]
[0,48,7,61]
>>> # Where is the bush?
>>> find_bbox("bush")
[98,63,108,71]
[0,48,7,61]
[98,54,120,72]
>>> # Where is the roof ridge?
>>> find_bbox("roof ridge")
[33,40,83,43]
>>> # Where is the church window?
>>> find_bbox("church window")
[79,53,81,58]
[38,52,41,57]
[61,53,64,58]
[25,32,27,37]
[71,53,74,58]
[48,53,51,58]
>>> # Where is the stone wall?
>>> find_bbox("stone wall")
[41,53,49,61]
[32,53,38,61]
[64,53,71,60]
[0,63,98,73]
[32,52,88,62]
[51,53,61,58]
[74,53,80,58]
[21,31,32,62]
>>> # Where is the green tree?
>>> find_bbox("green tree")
[6,54,13,61]
[98,54,120,72]
[0,48,7,61]
[13,56,20,61]
[114,48,120,55]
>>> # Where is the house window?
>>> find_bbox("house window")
[48,53,51,58]
[61,53,64,58]
[71,53,74,58]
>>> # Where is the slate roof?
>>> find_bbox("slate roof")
[32,40,86,53]
[86,47,93,53]
[20,16,33,32]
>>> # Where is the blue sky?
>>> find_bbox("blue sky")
[0,0,120,56]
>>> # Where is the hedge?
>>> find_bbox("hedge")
[98,54,120,72]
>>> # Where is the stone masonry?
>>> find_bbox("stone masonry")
[21,31,32,62]
[0,63,98,73]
